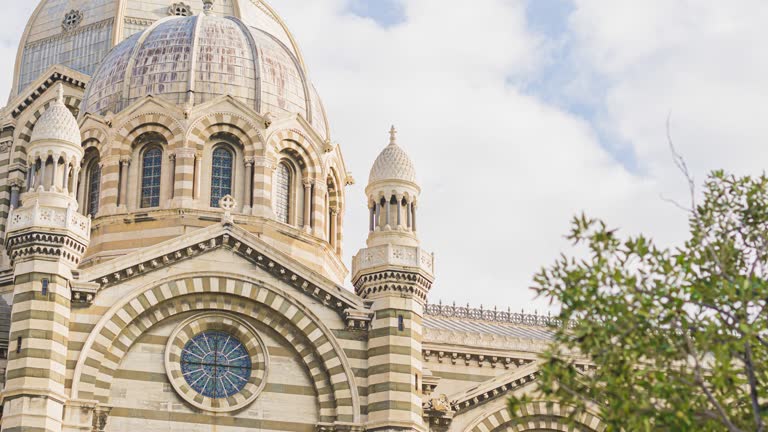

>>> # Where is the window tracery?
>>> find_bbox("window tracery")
[86,161,101,217]
[62,10,83,32]
[168,3,194,16]
[210,146,233,208]
[141,147,163,208]
[275,163,292,224]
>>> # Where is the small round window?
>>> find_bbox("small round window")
[169,3,193,16]
[181,331,252,398]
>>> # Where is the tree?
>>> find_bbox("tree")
[511,171,768,431]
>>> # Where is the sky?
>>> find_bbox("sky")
[2,0,768,312]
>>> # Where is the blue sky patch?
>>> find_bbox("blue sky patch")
[347,0,405,28]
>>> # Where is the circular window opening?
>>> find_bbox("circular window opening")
[169,3,193,16]
[181,331,252,399]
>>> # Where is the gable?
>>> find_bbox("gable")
[74,222,367,324]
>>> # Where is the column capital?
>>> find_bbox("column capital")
[244,156,255,167]
[100,154,122,166]
[8,178,25,189]
[172,147,196,159]
[302,178,314,188]
[119,155,132,165]
[252,156,277,170]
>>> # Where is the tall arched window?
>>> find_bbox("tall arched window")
[87,161,101,217]
[141,147,162,208]
[210,146,234,207]
[275,162,291,224]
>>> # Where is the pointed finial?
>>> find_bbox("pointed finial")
[203,0,214,14]
[389,125,397,146]
[56,83,64,104]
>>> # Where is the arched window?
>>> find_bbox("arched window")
[141,147,162,208]
[86,161,101,217]
[275,162,291,224]
[210,146,234,207]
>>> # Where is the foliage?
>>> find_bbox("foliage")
[510,171,768,431]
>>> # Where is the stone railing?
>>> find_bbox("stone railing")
[424,301,578,329]
[352,244,435,276]
[7,201,90,241]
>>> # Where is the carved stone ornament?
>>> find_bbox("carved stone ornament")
[168,2,193,16]
[62,10,84,32]
[0,140,11,154]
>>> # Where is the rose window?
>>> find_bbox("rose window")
[181,331,252,398]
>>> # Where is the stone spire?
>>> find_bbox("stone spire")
[351,126,435,432]
[2,82,90,432]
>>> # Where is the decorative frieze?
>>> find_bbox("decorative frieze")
[423,349,534,369]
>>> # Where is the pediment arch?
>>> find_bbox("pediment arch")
[70,272,361,425]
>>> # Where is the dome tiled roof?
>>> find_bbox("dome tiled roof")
[30,85,81,145]
[369,127,417,184]
[80,12,329,139]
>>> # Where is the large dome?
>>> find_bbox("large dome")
[80,12,329,138]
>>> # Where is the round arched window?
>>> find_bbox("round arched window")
[210,147,233,208]
[181,331,252,399]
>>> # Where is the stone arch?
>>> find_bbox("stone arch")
[467,402,606,432]
[70,272,361,424]
[81,128,108,154]
[186,112,264,155]
[112,112,183,154]
[81,127,107,145]
[266,129,322,178]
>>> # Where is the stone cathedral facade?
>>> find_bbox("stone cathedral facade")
[0,1,605,431]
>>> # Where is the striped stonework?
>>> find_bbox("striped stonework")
[70,274,362,426]
[251,155,277,217]
[2,273,71,432]
[186,112,264,156]
[365,299,426,431]
[171,148,196,203]
[467,402,607,432]
[112,111,184,154]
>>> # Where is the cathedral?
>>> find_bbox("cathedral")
[0,1,605,431]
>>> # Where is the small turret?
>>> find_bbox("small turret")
[2,83,90,432]
[353,127,435,432]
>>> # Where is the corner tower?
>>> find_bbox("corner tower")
[352,127,435,431]
[2,84,90,432]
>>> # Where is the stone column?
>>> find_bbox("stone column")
[412,202,418,232]
[118,157,131,208]
[9,179,23,209]
[385,195,391,228]
[62,163,71,194]
[312,180,327,238]
[76,165,86,210]
[396,194,403,228]
[369,201,375,232]
[244,157,254,212]
[251,156,276,218]
[303,179,313,232]
[329,207,338,248]
[71,166,80,199]
[406,198,412,230]
[336,208,343,255]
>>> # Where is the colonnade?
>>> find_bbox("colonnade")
[368,193,417,232]
[24,154,80,198]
